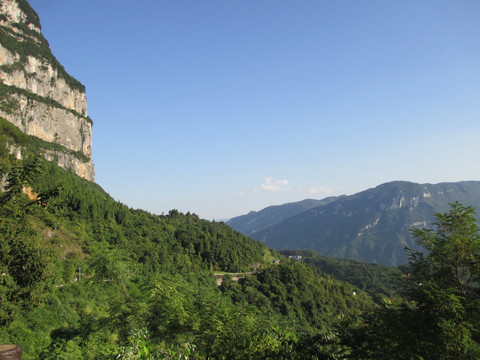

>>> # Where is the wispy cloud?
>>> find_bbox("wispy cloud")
[254,176,291,193]
[244,178,334,197]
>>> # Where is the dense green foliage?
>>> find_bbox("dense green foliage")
[221,261,372,331]
[280,249,403,301]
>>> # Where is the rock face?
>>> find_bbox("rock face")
[0,0,94,181]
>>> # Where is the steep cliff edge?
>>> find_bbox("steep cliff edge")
[0,0,94,181]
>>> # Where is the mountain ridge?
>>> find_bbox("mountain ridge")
[229,180,480,266]
[226,196,344,236]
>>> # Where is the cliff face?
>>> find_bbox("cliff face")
[0,0,94,181]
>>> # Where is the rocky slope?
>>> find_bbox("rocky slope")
[0,0,94,180]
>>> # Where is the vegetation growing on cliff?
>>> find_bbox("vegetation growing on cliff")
[0,8,84,92]
[15,0,41,29]
[0,117,90,162]
[0,82,92,124]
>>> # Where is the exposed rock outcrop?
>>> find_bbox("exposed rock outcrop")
[0,0,94,181]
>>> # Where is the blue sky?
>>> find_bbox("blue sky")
[28,0,480,220]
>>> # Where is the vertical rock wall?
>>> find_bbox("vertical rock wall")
[0,0,95,181]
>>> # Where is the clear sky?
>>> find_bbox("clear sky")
[28,0,480,220]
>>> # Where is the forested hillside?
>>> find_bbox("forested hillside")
[3,156,479,359]
[279,250,403,301]
[0,146,375,359]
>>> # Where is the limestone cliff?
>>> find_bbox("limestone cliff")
[0,0,94,181]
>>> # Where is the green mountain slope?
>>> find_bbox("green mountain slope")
[251,181,480,266]
[279,249,403,301]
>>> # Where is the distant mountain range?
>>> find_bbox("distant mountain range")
[227,181,480,266]
[226,196,344,236]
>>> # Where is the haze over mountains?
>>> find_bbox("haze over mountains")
[228,181,480,266]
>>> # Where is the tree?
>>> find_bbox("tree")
[408,202,480,299]
[0,156,57,324]
[344,202,480,359]
[403,202,480,359]
[0,155,44,208]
